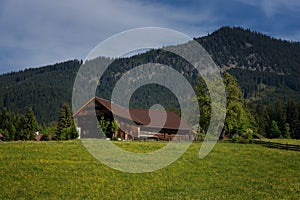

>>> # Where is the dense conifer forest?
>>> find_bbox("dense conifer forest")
[1,27,300,140]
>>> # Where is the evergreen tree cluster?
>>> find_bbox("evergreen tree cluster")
[0,104,78,141]
[196,73,256,142]
[253,100,300,139]
[56,104,78,140]
[0,60,81,124]
[196,27,300,74]
[0,107,37,141]
[95,50,198,110]
[196,27,300,102]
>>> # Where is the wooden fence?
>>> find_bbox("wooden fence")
[252,140,300,152]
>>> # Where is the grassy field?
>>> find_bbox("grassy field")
[0,141,299,199]
[258,138,300,145]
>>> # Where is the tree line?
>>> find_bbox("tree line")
[1,72,299,142]
[0,104,78,141]
[0,60,81,124]
[196,73,256,142]
[252,100,300,139]
[196,72,300,141]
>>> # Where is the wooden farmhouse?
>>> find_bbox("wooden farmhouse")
[73,97,193,141]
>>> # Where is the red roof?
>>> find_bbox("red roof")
[74,97,192,131]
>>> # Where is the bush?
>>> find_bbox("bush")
[231,128,254,144]
[240,138,250,144]
[39,134,54,141]
[244,128,253,140]
[231,135,241,143]
[0,129,9,141]
[194,131,205,141]
[56,126,79,140]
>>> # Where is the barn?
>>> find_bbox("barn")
[73,97,193,141]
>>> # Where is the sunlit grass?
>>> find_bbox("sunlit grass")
[112,140,168,153]
[0,140,299,199]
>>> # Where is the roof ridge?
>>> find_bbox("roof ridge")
[74,96,192,130]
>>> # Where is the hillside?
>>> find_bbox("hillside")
[0,60,81,124]
[196,27,300,103]
[1,27,300,123]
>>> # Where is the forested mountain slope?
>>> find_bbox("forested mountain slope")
[0,60,81,124]
[196,27,300,102]
[1,27,300,123]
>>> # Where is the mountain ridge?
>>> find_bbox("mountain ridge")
[1,26,300,123]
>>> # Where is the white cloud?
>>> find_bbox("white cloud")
[1,0,299,73]
[236,0,300,17]
[0,0,218,73]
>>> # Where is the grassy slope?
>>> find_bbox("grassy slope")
[0,141,299,199]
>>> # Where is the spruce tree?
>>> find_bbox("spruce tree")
[274,101,286,135]
[223,73,256,138]
[24,107,38,140]
[268,120,281,138]
[56,104,78,140]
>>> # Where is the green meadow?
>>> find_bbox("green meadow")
[0,141,299,199]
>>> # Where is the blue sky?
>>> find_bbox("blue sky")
[0,0,299,74]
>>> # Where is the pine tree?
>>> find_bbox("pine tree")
[254,104,269,136]
[56,104,78,140]
[24,107,38,140]
[223,73,256,138]
[223,72,243,104]
[267,120,281,138]
[282,123,291,138]
[285,100,298,138]
[274,101,286,135]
